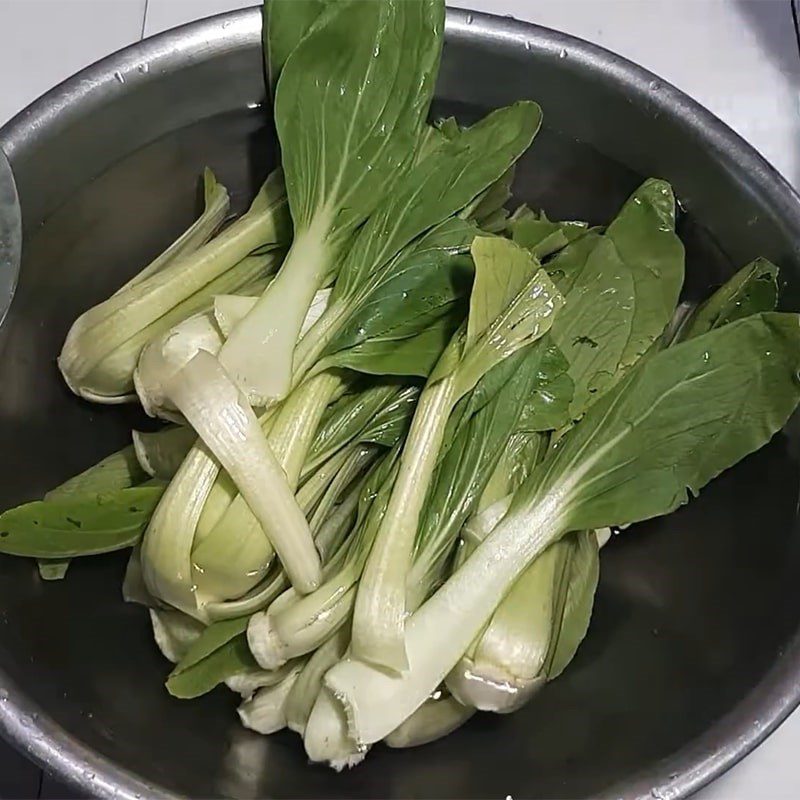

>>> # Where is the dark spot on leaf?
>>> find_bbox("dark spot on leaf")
[573,335,598,348]
[66,517,82,529]
[33,520,39,525]
[129,507,140,513]
[0,531,8,538]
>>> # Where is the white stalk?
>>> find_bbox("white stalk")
[304,687,368,771]
[445,543,562,712]
[140,443,220,618]
[447,526,610,713]
[149,608,204,663]
[214,288,331,340]
[192,372,344,601]
[134,311,224,419]
[316,488,566,752]
[351,377,457,672]
[165,350,321,594]
[60,207,281,401]
[220,215,332,406]
[204,570,289,623]
[384,691,475,748]
[237,665,303,734]
[225,660,298,700]
[285,628,350,735]
[249,581,356,671]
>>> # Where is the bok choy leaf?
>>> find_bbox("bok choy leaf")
[59,169,288,402]
[220,0,445,405]
[351,236,564,672]
[314,312,800,757]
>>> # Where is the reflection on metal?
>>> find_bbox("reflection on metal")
[0,148,20,327]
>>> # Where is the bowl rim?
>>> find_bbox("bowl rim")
[2,5,800,799]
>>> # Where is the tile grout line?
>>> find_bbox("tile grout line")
[792,0,800,63]
[140,0,150,41]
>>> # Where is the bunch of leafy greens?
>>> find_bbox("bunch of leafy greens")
[2,0,799,774]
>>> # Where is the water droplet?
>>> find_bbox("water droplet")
[524,40,532,51]
[246,101,260,110]
[373,44,381,57]
[559,48,568,59]
[339,85,346,96]
[466,13,474,24]
[222,20,232,29]
[702,351,710,363]
[114,71,125,84]
[137,63,149,74]
[649,80,660,91]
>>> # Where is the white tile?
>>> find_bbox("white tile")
[0,0,145,127]
[143,0,252,36]
[462,0,800,184]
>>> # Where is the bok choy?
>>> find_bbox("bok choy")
[3,0,800,774]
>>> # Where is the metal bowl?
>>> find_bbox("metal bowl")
[2,7,800,799]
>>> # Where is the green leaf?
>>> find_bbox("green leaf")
[45,445,147,501]
[333,101,543,302]
[307,383,401,469]
[524,312,800,532]
[320,219,476,376]
[409,341,570,601]
[172,616,249,673]
[0,486,164,558]
[462,166,515,230]
[132,426,196,481]
[607,179,685,367]
[220,1,445,405]
[509,207,589,260]
[448,338,572,441]
[265,0,331,89]
[306,381,419,479]
[678,258,780,341]
[438,239,565,397]
[548,179,685,418]
[166,632,257,700]
[359,385,419,448]
[275,0,444,249]
[466,236,541,348]
[326,312,465,379]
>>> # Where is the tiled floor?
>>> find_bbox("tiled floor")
[1,1,800,798]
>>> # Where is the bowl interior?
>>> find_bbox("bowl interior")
[1,10,800,799]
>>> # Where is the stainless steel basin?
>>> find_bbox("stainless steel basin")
[2,7,800,799]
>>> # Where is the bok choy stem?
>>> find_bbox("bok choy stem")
[164,350,321,594]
